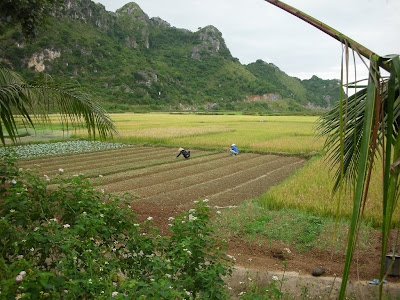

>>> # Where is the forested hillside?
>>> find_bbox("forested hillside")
[0,0,342,113]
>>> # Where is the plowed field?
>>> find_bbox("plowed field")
[19,145,305,210]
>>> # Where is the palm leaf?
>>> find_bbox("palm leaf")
[0,68,117,144]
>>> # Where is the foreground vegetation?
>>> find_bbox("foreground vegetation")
[0,157,233,299]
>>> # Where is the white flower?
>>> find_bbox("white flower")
[17,255,23,259]
[30,248,34,252]
[15,275,23,282]
[189,209,196,213]
[147,216,153,221]
[165,274,172,278]
[168,217,174,221]
[33,227,39,231]
[63,224,71,228]
[99,175,103,177]
[100,189,105,194]
[216,211,221,215]
[203,199,209,203]
[272,275,279,281]
[112,291,118,297]
[283,247,291,254]
[10,179,17,185]
[50,218,57,222]
[82,212,87,215]
[18,168,23,172]
[100,214,104,218]
[88,279,92,284]
[58,168,64,173]
[188,214,198,221]
[19,271,26,277]
[10,209,15,213]
[133,223,139,227]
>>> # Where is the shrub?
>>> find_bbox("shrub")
[0,156,232,299]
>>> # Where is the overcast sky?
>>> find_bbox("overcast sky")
[94,0,399,81]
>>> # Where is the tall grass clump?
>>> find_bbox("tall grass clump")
[0,155,233,299]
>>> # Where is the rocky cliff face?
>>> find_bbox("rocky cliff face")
[192,26,230,59]
[60,0,117,31]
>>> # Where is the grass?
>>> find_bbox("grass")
[213,200,377,253]
[68,113,322,155]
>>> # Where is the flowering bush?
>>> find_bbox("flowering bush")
[0,157,233,299]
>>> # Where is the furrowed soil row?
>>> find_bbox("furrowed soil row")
[53,148,177,174]
[95,152,227,186]
[66,150,214,178]
[21,147,174,172]
[103,153,269,193]
[130,156,300,205]
[19,145,139,167]
[210,159,305,207]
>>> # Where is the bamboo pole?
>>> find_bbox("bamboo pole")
[263,0,391,72]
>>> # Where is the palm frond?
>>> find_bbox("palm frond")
[0,68,117,144]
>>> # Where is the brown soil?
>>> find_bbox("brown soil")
[19,145,400,284]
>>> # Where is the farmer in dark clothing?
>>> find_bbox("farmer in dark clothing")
[176,147,190,159]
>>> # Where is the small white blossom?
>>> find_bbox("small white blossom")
[272,275,279,281]
[15,275,23,282]
[10,209,15,213]
[189,209,196,213]
[216,211,221,215]
[112,292,118,297]
[133,223,139,227]
[165,274,172,278]
[147,216,153,221]
[63,224,71,228]
[99,175,103,177]
[10,179,17,185]
[188,214,198,221]
[203,199,209,203]
[19,271,26,277]
[58,168,64,173]
[168,217,174,221]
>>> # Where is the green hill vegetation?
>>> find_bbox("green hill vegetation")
[0,0,342,114]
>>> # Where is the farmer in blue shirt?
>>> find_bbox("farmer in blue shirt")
[230,144,239,156]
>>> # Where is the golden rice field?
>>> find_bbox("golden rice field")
[96,113,323,154]
[36,113,392,225]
